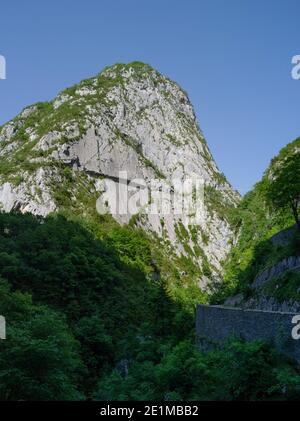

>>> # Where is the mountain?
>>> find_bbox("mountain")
[220,137,300,311]
[1,63,300,401]
[0,62,239,292]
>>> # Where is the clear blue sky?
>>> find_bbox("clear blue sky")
[0,0,299,194]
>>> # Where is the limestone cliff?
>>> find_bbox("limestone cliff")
[0,62,239,286]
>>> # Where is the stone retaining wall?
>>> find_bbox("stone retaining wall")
[196,305,300,363]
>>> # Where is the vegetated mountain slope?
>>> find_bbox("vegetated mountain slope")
[0,62,239,293]
[1,65,300,401]
[219,137,300,311]
[1,212,299,402]
[0,212,194,399]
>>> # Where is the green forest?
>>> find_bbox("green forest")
[0,211,300,401]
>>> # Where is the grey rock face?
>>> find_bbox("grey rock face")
[252,256,300,289]
[243,295,300,313]
[0,62,240,282]
[0,168,56,216]
[270,224,299,247]
[230,255,300,313]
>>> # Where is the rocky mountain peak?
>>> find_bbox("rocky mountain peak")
[0,62,240,285]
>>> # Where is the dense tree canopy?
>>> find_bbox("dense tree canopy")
[0,212,299,401]
[265,153,300,231]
